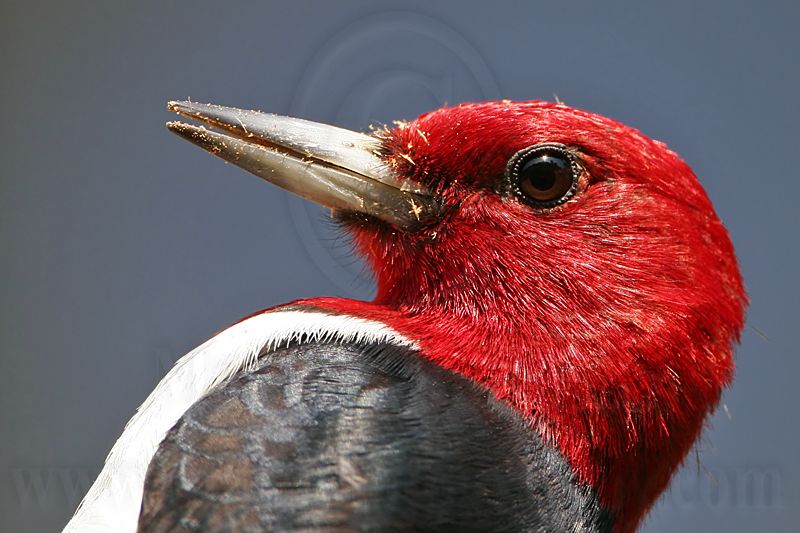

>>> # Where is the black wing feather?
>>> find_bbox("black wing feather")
[138,341,611,532]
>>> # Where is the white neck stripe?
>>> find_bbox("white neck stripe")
[63,309,413,533]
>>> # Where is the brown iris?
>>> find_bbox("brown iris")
[507,144,579,208]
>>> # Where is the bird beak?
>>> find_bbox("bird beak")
[166,101,437,230]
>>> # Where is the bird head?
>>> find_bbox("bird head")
[168,100,746,532]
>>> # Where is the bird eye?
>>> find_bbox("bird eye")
[506,144,579,208]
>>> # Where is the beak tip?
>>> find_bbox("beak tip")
[165,120,187,133]
[166,100,185,113]
[168,99,212,117]
[165,121,207,145]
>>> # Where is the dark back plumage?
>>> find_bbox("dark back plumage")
[139,341,611,532]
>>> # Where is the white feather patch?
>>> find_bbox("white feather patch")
[63,309,413,533]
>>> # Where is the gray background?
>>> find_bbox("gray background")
[1,1,797,531]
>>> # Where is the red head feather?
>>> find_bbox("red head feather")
[301,101,746,532]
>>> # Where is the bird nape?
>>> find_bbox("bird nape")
[64,100,746,533]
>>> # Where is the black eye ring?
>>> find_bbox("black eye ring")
[505,143,581,209]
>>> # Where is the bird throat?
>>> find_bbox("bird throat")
[298,295,729,533]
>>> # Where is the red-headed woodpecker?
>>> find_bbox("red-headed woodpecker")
[65,100,746,533]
